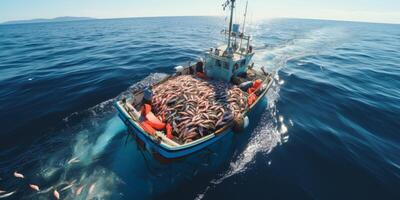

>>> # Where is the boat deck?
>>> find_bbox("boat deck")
[121,66,271,145]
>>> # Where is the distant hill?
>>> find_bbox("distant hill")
[2,17,95,25]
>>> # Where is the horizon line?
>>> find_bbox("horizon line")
[2,15,399,26]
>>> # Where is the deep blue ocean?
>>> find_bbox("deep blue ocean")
[0,17,399,199]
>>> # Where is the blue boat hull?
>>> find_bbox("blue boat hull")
[115,93,269,161]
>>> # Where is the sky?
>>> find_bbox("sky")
[0,0,399,24]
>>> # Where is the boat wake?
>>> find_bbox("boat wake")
[195,24,347,199]
[194,74,286,200]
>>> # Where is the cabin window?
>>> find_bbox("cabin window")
[223,62,229,69]
[216,60,221,68]
[234,63,239,71]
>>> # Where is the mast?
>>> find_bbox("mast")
[239,0,248,50]
[226,0,235,56]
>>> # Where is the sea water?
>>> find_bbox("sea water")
[0,17,399,199]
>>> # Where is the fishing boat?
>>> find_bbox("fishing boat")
[115,0,273,161]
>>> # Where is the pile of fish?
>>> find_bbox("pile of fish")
[152,75,248,143]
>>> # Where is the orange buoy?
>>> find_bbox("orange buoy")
[253,79,262,89]
[166,123,173,139]
[247,87,256,94]
[145,112,166,130]
[144,104,152,114]
[140,120,157,135]
[141,103,152,116]
[248,93,257,105]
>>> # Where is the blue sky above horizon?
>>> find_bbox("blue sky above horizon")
[1,0,399,24]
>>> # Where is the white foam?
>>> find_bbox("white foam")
[90,116,125,158]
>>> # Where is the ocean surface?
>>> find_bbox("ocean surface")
[0,17,399,199]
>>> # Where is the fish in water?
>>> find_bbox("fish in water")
[88,183,96,194]
[0,190,5,194]
[75,185,84,196]
[29,184,40,191]
[0,191,16,199]
[67,157,80,164]
[13,171,24,179]
[60,183,74,191]
[53,190,60,199]
[37,186,53,194]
